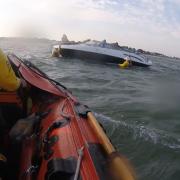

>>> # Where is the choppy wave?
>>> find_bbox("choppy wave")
[95,112,180,150]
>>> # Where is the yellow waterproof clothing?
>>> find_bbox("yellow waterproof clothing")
[118,60,130,68]
[0,49,20,91]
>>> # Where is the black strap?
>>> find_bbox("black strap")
[43,119,69,160]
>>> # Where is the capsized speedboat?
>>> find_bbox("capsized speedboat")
[0,54,135,180]
[53,40,152,67]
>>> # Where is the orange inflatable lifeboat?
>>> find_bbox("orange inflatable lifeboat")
[0,54,135,180]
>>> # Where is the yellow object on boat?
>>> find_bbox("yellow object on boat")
[0,49,20,91]
[118,60,130,68]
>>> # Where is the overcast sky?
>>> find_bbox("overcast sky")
[0,0,180,57]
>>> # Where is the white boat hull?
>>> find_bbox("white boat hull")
[57,44,152,66]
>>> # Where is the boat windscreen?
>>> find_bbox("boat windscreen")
[124,54,146,62]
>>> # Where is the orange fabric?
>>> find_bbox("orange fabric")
[0,92,22,106]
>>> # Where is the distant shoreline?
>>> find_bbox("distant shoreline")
[0,36,179,60]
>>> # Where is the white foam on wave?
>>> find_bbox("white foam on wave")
[94,112,180,150]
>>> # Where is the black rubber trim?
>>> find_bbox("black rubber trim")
[74,102,90,118]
